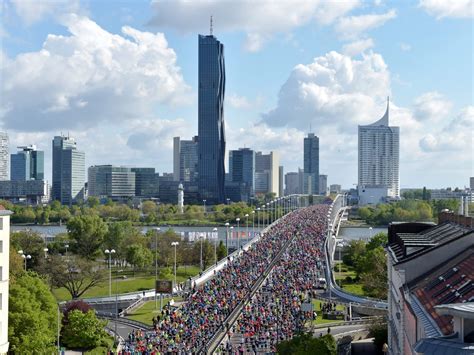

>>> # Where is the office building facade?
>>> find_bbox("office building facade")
[285,172,299,195]
[0,180,48,205]
[52,136,85,205]
[131,168,159,198]
[197,34,226,204]
[0,133,8,181]
[319,174,328,195]
[228,148,255,202]
[279,166,284,197]
[174,136,199,183]
[88,165,135,201]
[10,145,44,181]
[304,133,319,195]
[358,99,400,204]
[255,151,279,196]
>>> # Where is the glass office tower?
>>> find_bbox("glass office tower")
[0,132,9,180]
[304,133,319,195]
[52,135,85,204]
[197,34,226,204]
[11,145,44,181]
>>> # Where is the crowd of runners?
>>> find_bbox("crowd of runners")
[121,204,330,354]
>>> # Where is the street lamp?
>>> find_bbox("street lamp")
[251,211,255,238]
[369,226,373,240]
[212,227,218,264]
[226,198,230,205]
[236,217,241,253]
[18,250,31,271]
[257,208,261,232]
[202,199,207,215]
[245,214,249,242]
[154,227,160,309]
[43,247,49,259]
[225,222,230,255]
[266,203,269,225]
[171,242,179,290]
[261,205,266,227]
[104,249,116,297]
[65,244,69,260]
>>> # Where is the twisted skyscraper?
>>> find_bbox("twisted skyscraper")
[197,33,226,204]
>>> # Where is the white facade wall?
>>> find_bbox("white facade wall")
[0,210,12,353]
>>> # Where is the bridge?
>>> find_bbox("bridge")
[83,194,386,353]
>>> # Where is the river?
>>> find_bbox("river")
[338,226,387,241]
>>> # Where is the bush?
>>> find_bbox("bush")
[345,276,353,283]
[61,310,107,349]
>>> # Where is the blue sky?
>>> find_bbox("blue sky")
[1,0,473,189]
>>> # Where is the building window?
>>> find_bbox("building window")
[0,240,2,253]
[0,217,3,230]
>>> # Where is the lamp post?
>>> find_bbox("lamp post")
[154,227,160,309]
[43,247,49,259]
[104,249,116,297]
[18,250,31,271]
[212,227,218,264]
[202,199,207,215]
[65,244,69,260]
[266,203,270,225]
[200,235,203,271]
[226,198,230,205]
[262,205,266,227]
[257,208,261,232]
[245,214,249,242]
[171,242,179,290]
[236,217,241,252]
[229,226,234,250]
[225,222,230,255]
[251,210,255,238]
[369,226,373,240]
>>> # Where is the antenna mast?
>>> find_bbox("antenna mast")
[210,15,213,35]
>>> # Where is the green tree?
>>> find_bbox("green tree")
[87,196,100,208]
[9,273,57,353]
[11,230,46,270]
[369,319,388,351]
[67,215,108,259]
[41,255,105,299]
[61,310,107,349]
[193,239,214,269]
[360,246,388,299]
[216,240,227,260]
[126,243,153,274]
[142,200,157,215]
[366,232,388,251]
[277,333,336,355]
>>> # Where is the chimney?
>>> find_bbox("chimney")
[464,196,469,217]
[459,196,464,215]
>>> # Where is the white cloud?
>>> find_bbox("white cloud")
[419,106,474,152]
[419,0,474,19]
[262,50,391,132]
[9,0,81,25]
[413,91,452,121]
[0,14,191,132]
[342,38,375,56]
[228,93,263,110]
[335,9,397,40]
[148,0,360,51]
[399,42,411,51]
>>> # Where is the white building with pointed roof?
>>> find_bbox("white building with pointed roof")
[358,98,400,205]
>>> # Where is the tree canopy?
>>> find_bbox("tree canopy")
[67,215,108,259]
[9,273,58,353]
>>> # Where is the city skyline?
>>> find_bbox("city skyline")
[1,1,473,189]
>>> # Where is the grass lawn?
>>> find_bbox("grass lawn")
[311,299,345,325]
[125,297,183,325]
[53,265,200,302]
[333,263,367,297]
[84,335,115,354]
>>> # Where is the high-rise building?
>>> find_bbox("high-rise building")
[304,133,319,195]
[52,135,85,205]
[285,172,299,195]
[131,168,159,198]
[255,151,279,196]
[11,145,44,181]
[174,136,199,183]
[358,99,400,204]
[470,177,474,191]
[88,165,135,201]
[197,33,226,204]
[279,166,284,197]
[0,132,9,180]
[229,148,255,201]
[319,174,328,195]
[0,205,13,354]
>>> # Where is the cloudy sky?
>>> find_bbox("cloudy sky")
[1,0,472,189]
